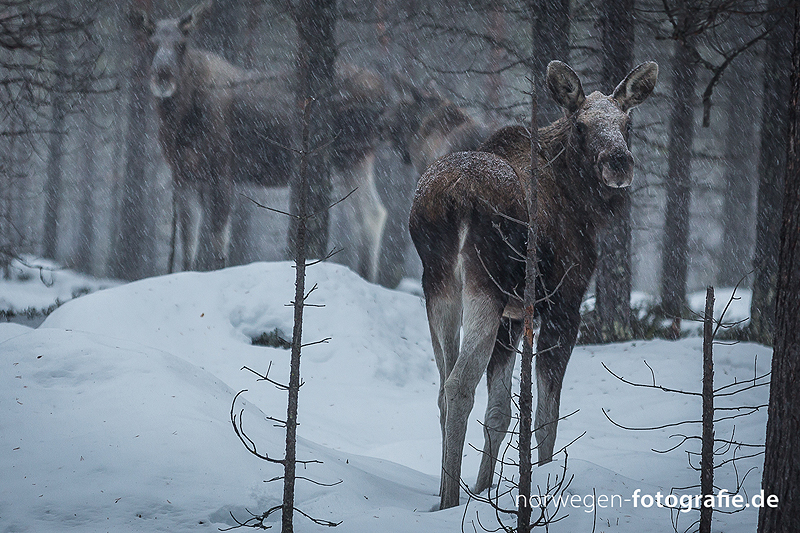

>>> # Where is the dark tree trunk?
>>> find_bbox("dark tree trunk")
[111,0,154,281]
[758,7,800,531]
[75,94,98,275]
[282,101,313,533]
[518,4,540,527]
[378,0,420,287]
[227,0,263,266]
[718,47,757,287]
[485,0,505,126]
[700,287,715,533]
[594,0,634,343]
[241,0,261,70]
[530,0,570,125]
[288,0,337,262]
[660,29,698,320]
[376,0,410,288]
[750,0,792,345]
[196,0,241,64]
[42,0,70,261]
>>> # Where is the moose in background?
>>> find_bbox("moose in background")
[132,1,388,280]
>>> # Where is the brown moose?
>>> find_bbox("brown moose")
[133,1,387,277]
[382,73,489,175]
[409,60,658,510]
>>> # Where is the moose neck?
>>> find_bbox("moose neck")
[154,48,206,126]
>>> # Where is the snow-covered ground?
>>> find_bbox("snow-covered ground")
[0,256,120,327]
[1,262,771,532]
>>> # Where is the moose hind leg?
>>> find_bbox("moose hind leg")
[475,317,522,494]
[422,268,462,503]
[440,284,503,510]
[534,306,580,464]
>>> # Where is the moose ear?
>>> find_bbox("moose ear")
[613,61,658,112]
[129,8,155,36]
[179,0,213,34]
[546,61,585,114]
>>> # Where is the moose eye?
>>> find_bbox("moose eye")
[575,121,587,138]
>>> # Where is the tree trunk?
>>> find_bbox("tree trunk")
[217,0,254,267]
[718,46,757,287]
[518,4,540,527]
[758,7,800,532]
[530,0,570,125]
[700,286,715,533]
[375,0,410,288]
[42,0,70,261]
[750,0,792,345]
[282,100,313,533]
[75,93,98,275]
[660,28,698,321]
[197,0,241,64]
[111,0,154,281]
[287,0,337,262]
[485,0,505,126]
[594,0,634,343]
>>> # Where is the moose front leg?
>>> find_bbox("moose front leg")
[201,178,233,271]
[172,179,202,271]
[534,301,581,464]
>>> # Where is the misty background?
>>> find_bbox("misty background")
[0,0,789,343]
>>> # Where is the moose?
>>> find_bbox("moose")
[409,60,658,510]
[132,1,388,278]
[381,73,489,175]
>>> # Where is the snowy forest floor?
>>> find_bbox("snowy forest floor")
[0,259,770,532]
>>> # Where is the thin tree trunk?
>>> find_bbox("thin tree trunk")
[375,0,411,288]
[226,0,257,267]
[660,26,698,321]
[282,100,313,533]
[112,0,153,281]
[530,0,570,125]
[700,286,714,533]
[288,0,337,261]
[75,94,98,274]
[758,7,800,532]
[519,5,540,529]
[197,0,241,64]
[750,0,792,345]
[718,48,757,287]
[485,0,505,126]
[595,0,634,342]
[42,0,70,261]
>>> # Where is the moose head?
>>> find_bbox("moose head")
[380,73,447,164]
[130,1,213,100]
[547,60,658,189]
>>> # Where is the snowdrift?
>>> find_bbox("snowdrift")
[1,262,771,532]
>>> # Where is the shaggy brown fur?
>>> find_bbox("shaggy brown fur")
[410,60,658,510]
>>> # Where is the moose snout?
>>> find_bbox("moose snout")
[150,67,177,99]
[598,149,634,188]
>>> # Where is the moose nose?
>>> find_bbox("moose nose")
[598,149,634,188]
[150,67,177,99]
